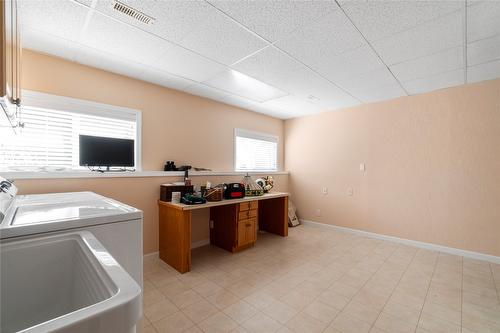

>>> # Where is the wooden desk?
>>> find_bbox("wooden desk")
[158,192,289,273]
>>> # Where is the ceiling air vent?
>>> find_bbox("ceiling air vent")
[111,1,155,25]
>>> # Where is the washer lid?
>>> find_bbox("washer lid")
[0,192,142,239]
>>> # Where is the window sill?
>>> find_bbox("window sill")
[1,170,289,180]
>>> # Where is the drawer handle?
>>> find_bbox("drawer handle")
[246,223,251,227]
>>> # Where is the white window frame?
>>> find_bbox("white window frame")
[12,90,142,171]
[234,128,279,172]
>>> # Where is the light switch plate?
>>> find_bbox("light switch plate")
[360,163,366,171]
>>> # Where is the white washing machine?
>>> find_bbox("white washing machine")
[0,178,143,332]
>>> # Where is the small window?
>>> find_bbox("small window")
[234,128,278,172]
[0,91,141,172]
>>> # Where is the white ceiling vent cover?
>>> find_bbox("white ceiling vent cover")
[111,1,155,25]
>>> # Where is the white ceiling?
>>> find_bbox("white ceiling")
[19,0,500,119]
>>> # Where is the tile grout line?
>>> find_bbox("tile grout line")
[368,247,420,333]
[489,263,500,305]
[315,241,403,332]
[413,252,440,333]
[254,236,389,332]
[257,233,367,330]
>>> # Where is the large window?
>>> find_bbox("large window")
[0,91,141,172]
[234,128,278,172]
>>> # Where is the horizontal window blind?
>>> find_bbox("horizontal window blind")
[0,105,137,171]
[235,129,278,172]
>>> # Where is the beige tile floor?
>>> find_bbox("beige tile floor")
[140,224,500,333]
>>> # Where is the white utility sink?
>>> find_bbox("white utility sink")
[0,231,141,333]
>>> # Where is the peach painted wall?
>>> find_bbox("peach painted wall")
[15,50,287,254]
[285,79,500,257]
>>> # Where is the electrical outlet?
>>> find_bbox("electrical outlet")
[348,187,354,196]
[209,220,214,228]
[322,187,328,195]
[315,209,321,217]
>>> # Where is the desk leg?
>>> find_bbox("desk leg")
[159,205,192,273]
[259,196,288,237]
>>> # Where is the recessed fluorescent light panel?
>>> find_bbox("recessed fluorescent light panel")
[204,70,288,103]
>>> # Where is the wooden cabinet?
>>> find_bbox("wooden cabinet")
[238,218,256,246]
[158,193,289,273]
[210,200,258,252]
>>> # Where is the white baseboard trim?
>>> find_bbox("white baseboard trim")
[192,239,210,249]
[143,251,159,260]
[300,219,500,264]
[143,239,210,259]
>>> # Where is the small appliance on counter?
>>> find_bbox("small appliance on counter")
[223,183,246,199]
[160,184,193,202]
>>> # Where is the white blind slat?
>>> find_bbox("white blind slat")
[235,130,278,172]
[0,103,137,170]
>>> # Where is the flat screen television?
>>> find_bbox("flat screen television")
[79,135,134,169]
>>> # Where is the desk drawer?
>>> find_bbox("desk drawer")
[238,208,257,221]
[239,201,258,211]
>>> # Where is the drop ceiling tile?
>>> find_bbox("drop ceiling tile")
[315,45,385,83]
[203,69,288,102]
[74,0,93,6]
[232,46,304,89]
[21,27,79,61]
[354,83,407,104]
[183,83,231,103]
[403,69,464,95]
[390,47,464,82]
[208,0,338,43]
[222,94,258,111]
[81,12,172,65]
[276,9,366,71]
[139,67,195,91]
[92,0,213,43]
[467,35,500,66]
[467,59,500,83]
[467,1,500,42]
[19,0,89,40]
[74,45,145,79]
[233,46,360,110]
[312,97,361,111]
[246,102,291,119]
[372,10,463,65]
[178,8,267,65]
[467,0,483,7]
[153,45,226,82]
[262,95,323,117]
[339,0,462,42]
[335,68,401,96]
